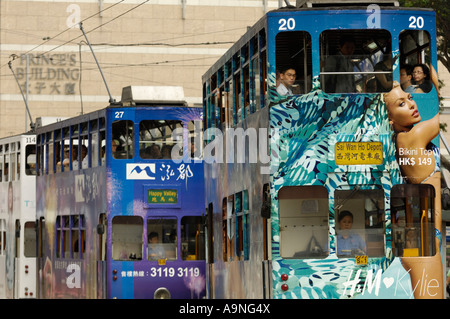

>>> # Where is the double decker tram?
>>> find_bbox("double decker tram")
[36,86,205,299]
[0,133,37,298]
[202,1,445,299]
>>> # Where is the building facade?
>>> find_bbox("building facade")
[0,0,281,136]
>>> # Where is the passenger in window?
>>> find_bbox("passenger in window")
[161,144,172,159]
[336,210,366,256]
[412,64,432,93]
[80,145,88,168]
[374,54,393,92]
[143,144,162,159]
[276,67,296,96]
[112,139,120,158]
[365,77,377,93]
[324,36,356,93]
[148,232,165,260]
[400,64,420,93]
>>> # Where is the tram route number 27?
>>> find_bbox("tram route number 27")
[149,266,201,278]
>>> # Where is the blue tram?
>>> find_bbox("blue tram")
[36,86,205,299]
[202,1,444,299]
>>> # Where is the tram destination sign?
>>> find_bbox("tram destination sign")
[148,189,178,204]
[335,142,383,165]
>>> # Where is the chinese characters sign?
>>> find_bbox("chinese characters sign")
[335,142,383,165]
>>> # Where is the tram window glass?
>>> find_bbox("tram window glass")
[0,220,5,255]
[25,145,36,175]
[112,120,134,159]
[188,121,202,159]
[112,216,143,261]
[222,198,228,261]
[275,31,312,95]
[181,216,205,261]
[91,131,99,168]
[320,29,392,93]
[391,184,436,257]
[10,153,16,181]
[3,154,8,182]
[16,152,20,180]
[399,30,432,93]
[335,188,385,258]
[24,222,36,257]
[72,215,86,258]
[147,218,177,261]
[139,120,183,160]
[236,190,249,261]
[278,186,329,259]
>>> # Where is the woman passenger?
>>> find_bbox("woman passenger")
[412,64,432,93]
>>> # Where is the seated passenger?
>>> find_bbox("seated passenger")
[336,210,366,256]
[412,63,432,93]
[148,232,165,260]
[276,67,296,96]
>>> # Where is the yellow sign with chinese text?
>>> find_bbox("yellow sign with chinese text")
[335,142,383,165]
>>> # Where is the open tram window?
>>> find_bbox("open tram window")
[181,216,205,261]
[391,184,436,257]
[139,120,183,160]
[275,31,312,95]
[25,145,36,175]
[334,188,385,258]
[112,216,143,261]
[320,29,392,93]
[278,186,329,259]
[112,120,134,159]
[147,218,177,261]
[399,30,433,93]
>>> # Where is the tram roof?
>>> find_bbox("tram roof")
[202,4,434,81]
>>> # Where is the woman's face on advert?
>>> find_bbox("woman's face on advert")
[385,86,421,129]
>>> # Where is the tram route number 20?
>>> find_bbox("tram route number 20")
[278,18,295,30]
[149,266,201,278]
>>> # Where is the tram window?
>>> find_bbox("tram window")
[278,186,329,259]
[24,222,36,257]
[399,30,432,93]
[91,131,99,168]
[100,130,106,166]
[391,184,436,257]
[181,216,205,261]
[236,190,249,261]
[10,153,16,181]
[189,121,202,159]
[112,216,143,261]
[3,155,8,182]
[147,218,177,261]
[275,31,312,95]
[335,188,385,258]
[25,145,36,175]
[0,220,5,255]
[112,120,134,159]
[320,30,392,93]
[222,198,228,261]
[139,120,183,160]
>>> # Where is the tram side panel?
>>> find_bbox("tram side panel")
[36,167,107,299]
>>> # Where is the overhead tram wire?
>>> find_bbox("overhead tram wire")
[20,0,126,57]
[3,0,149,71]
[37,0,151,58]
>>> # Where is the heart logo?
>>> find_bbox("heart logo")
[383,277,394,288]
